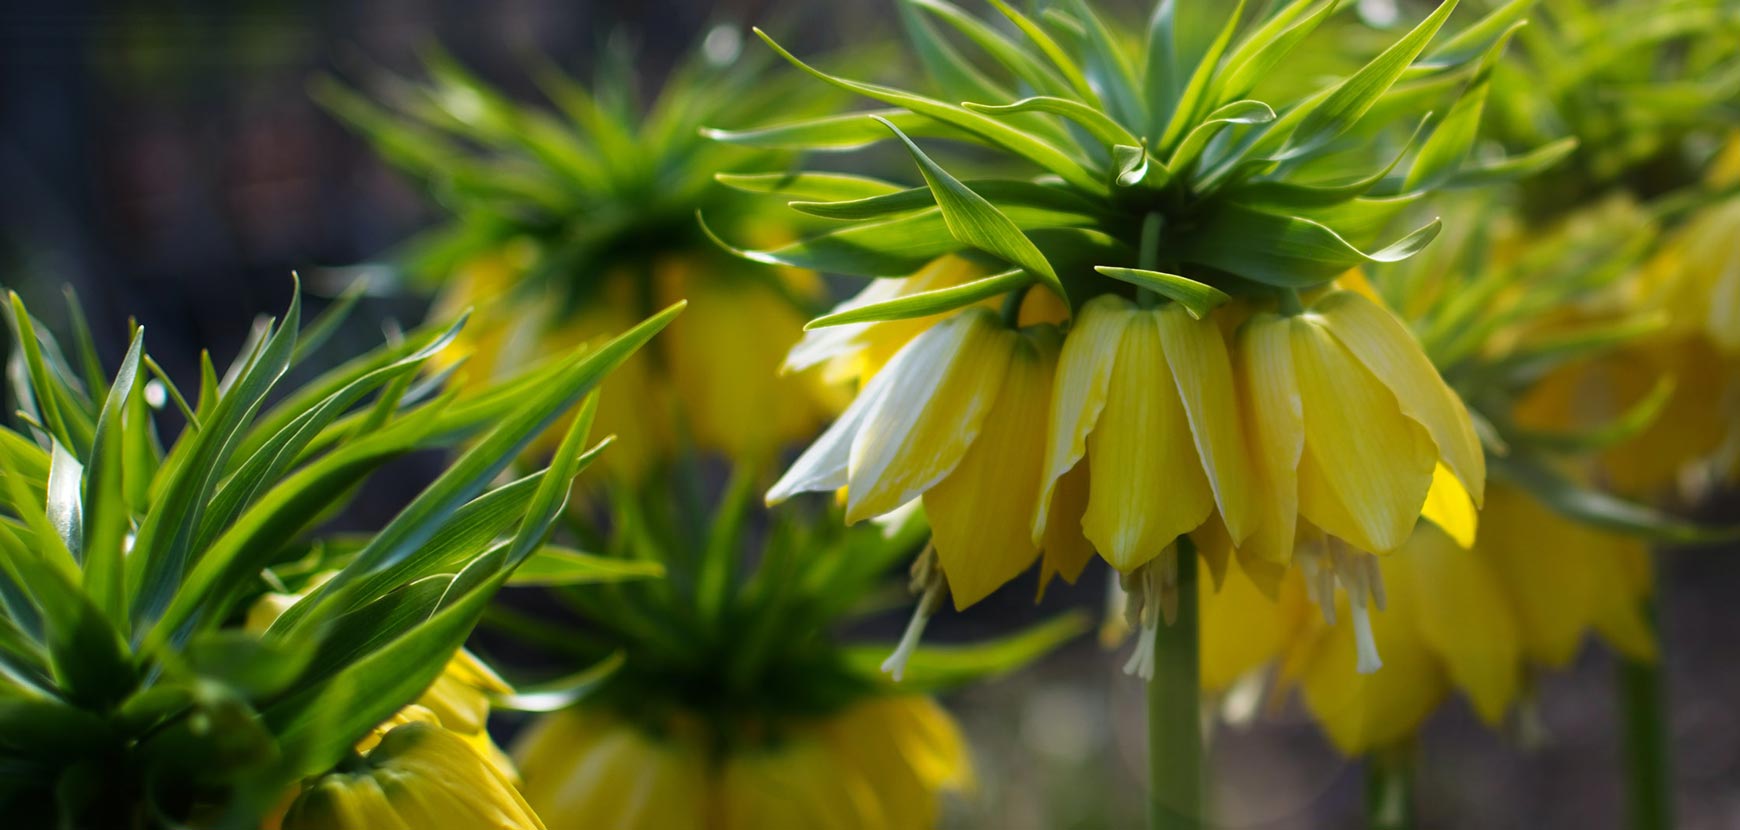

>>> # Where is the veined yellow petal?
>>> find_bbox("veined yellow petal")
[1235,313,1303,564]
[766,368,887,505]
[926,328,1059,608]
[787,254,995,383]
[1083,312,1214,571]
[1033,295,1131,545]
[1038,458,1096,594]
[1292,316,1437,553]
[1298,576,1448,756]
[847,310,1015,523]
[1419,463,1478,548]
[1314,290,1486,505]
[1398,524,1519,726]
[1156,304,1258,542]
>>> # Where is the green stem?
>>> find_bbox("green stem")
[1620,590,1673,830]
[1149,540,1202,830]
[1365,742,1417,830]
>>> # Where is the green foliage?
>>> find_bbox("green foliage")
[317,31,852,316]
[0,284,678,828]
[710,0,1555,318]
[486,471,1080,755]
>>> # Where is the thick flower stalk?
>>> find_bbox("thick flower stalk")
[319,33,844,483]
[718,0,1536,676]
[0,285,677,828]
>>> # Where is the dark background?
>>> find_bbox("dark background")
[2,2,1737,827]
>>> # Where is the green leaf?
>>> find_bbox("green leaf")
[806,269,1033,330]
[876,116,1061,292]
[1448,137,1578,189]
[81,328,144,625]
[1227,114,1429,208]
[702,109,969,152]
[1504,377,1676,453]
[1284,0,1461,157]
[963,96,1139,150]
[1093,267,1231,319]
[180,629,317,698]
[1413,0,1535,74]
[1217,0,1338,104]
[1403,21,1525,190]
[787,179,1105,224]
[702,209,960,277]
[842,611,1089,691]
[509,547,664,587]
[271,303,682,635]
[983,0,1099,103]
[1113,144,1172,189]
[1158,0,1247,151]
[1492,453,1740,544]
[898,0,1015,105]
[714,172,904,202]
[1184,205,1441,287]
[130,288,302,629]
[903,0,1077,101]
[8,293,91,458]
[494,652,623,713]
[1167,99,1276,175]
[753,29,1105,193]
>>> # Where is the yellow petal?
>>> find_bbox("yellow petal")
[1200,553,1295,693]
[1588,534,1658,662]
[847,310,1016,522]
[1419,463,1478,548]
[926,329,1059,608]
[1292,316,1437,553]
[1038,458,1097,594]
[1474,485,1596,667]
[1083,311,1214,571]
[1156,304,1258,542]
[1398,524,1519,726]
[1298,573,1448,756]
[1314,290,1486,505]
[1033,295,1131,544]
[1235,313,1303,564]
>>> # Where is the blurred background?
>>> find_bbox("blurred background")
[2,2,1737,827]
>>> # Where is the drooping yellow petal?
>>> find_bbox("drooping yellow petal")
[1083,311,1214,571]
[787,254,995,384]
[1033,295,1130,544]
[926,328,1059,608]
[1200,553,1297,693]
[1314,290,1486,505]
[843,309,1014,522]
[1397,524,1519,726]
[820,696,971,830]
[1298,574,1448,756]
[1474,485,1597,667]
[1419,463,1478,548]
[1235,313,1303,564]
[1292,316,1437,553]
[1156,303,1258,542]
[1038,458,1097,594]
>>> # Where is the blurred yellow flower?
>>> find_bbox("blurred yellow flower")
[513,696,970,830]
[433,252,832,483]
[1204,484,1654,756]
[281,717,544,830]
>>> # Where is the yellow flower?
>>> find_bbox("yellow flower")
[513,697,969,830]
[281,717,544,830]
[434,251,833,483]
[769,308,1075,608]
[1238,484,1655,756]
[1034,295,1257,574]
